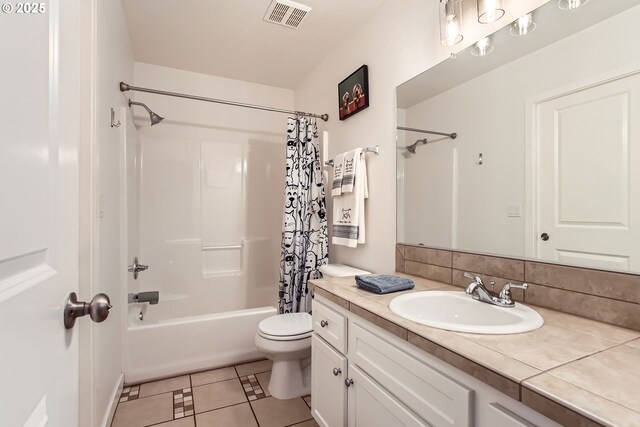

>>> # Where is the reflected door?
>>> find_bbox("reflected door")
[535,72,640,271]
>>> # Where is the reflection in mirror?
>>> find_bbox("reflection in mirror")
[397,0,640,273]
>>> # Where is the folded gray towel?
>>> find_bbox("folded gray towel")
[355,274,415,294]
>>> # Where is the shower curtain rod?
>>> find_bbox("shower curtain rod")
[397,126,457,139]
[119,82,329,122]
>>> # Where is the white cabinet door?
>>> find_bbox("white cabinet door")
[0,0,82,425]
[534,72,640,270]
[312,335,348,427]
[347,363,429,427]
[349,321,472,427]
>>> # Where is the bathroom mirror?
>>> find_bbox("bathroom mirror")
[396,0,640,273]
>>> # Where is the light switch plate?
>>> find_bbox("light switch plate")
[507,203,522,217]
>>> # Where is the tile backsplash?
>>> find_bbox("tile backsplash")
[396,244,640,331]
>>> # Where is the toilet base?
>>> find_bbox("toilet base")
[268,356,311,400]
[255,333,312,400]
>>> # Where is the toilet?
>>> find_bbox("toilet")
[255,264,370,399]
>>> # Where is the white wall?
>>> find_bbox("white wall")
[128,63,293,324]
[400,4,640,258]
[294,0,546,273]
[80,0,136,426]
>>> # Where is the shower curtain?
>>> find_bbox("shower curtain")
[278,117,328,314]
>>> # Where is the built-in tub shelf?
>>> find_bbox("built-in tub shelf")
[201,242,243,277]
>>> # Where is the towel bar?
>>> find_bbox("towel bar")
[325,145,380,167]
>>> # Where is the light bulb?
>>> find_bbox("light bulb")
[510,13,536,36]
[446,19,460,45]
[478,0,505,24]
[440,0,463,46]
[558,0,589,10]
[471,37,494,56]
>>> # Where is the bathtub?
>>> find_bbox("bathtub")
[124,305,277,384]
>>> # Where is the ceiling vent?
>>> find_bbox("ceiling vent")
[263,0,311,29]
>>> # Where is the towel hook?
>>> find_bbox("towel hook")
[110,107,121,128]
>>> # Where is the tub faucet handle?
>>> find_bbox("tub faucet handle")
[128,257,149,280]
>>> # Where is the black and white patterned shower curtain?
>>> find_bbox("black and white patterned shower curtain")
[278,117,328,314]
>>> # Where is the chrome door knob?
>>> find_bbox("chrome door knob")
[320,320,328,328]
[333,368,342,376]
[63,292,112,329]
[540,233,550,241]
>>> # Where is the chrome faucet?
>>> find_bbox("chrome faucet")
[464,272,528,308]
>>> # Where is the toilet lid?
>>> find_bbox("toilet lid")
[258,313,312,338]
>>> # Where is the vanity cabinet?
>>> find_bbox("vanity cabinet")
[312,332,426,427]
[311,296,561,427]
[312,298,470,427]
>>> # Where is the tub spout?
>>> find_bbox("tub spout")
[128,291,160,305]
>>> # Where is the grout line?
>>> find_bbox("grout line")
[194,400,251,417]
[123,387,183,401]
[190,373,197,427]
[284,415,315,427]
[303,395,312,410]
[144,415,192,427]
[247,394,261,426]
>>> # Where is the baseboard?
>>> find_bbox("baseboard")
[102,372,124,427]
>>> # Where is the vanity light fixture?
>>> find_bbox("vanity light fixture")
[558,0,589,10]
[440,0,463,47]
[477,0,505,24]
[510,13,536,36]
[471,36,494,56]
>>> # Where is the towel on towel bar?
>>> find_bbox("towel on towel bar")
[331,152,345,196]
[332,148,367,247]
[355,275,415,294]
[341,148,359,193]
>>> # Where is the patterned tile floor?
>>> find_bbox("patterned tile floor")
[111,359,318,427]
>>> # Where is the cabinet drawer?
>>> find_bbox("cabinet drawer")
[349,320,473,427]
[312,335,347,427]
[313,299,347,353]
[484,403,538,427]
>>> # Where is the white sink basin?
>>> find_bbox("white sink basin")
[389,291,544,334]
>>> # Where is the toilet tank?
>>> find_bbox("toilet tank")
[318,264,371,278]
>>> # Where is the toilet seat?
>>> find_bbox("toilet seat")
[258,313,312,341]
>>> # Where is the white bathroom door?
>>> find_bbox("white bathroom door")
[0,0,82,426]
[534,71,640,271]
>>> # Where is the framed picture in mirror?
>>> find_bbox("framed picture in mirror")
[338,65,369,120]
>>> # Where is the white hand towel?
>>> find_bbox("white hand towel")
[331,152,345,196]
[332,153,368,247]
[341,148,361,193]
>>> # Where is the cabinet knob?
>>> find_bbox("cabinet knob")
[320,320,328,328]
[540,232,550,241]
[333,367,342,376]
[344,378,354,387]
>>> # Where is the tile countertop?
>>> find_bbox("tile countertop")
[309,273,640,427]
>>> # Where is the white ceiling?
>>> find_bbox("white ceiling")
[122,0,386,89]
